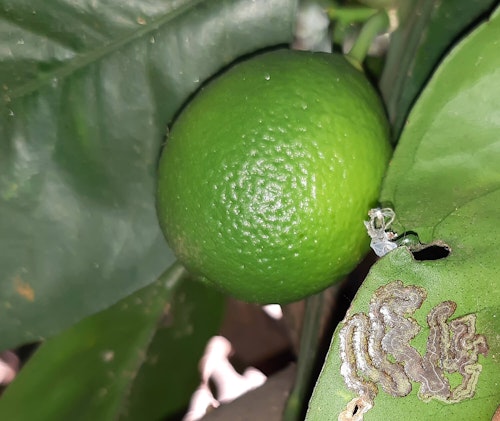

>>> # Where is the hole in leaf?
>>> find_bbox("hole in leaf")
[411,243,450,261]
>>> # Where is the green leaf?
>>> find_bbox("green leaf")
[380,0,497,138]
[307,245,499,420]
[121,274,225,420]
[0,262,225,421]
[0,0,298,350]
[307,7,500,420]
[380,4,500,242]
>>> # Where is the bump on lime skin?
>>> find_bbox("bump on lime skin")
[157,49,392,304]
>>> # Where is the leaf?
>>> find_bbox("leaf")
[307,7,500,421]
[307,245,499,420]
[121,274,225,420]
[0,0,298,350]
[0,262,225,421]
[380,0,498,138]
[380,4,500,242]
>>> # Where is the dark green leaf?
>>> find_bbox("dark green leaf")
[0,0,298,350]
[121,275,225,420]
[380,0,497,138]
[307,7,500,420]
[0,262,225,421]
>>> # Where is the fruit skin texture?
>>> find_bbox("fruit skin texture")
[157,49,391,304]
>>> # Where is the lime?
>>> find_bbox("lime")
[157,49,391,304]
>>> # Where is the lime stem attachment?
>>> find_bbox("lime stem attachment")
[327,5,378,25]
[282,291,325,421]
[345,10,390,69]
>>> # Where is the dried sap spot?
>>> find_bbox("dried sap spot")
[13,275,35,302]
[339,281,489,418]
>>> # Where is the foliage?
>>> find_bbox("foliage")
[309,3,500,420]
[0,0,499,420]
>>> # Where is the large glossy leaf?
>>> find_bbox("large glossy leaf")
[0,0,298,350]
[0,262,225,421]
[380,0,497,138]
[307,7,500,420]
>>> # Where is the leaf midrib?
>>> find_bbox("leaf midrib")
[2,0,206,106]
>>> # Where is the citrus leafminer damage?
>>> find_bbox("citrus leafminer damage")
[338,281,489,420]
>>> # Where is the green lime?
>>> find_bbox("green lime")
[157,49,391,304]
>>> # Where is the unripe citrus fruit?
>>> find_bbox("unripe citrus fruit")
[157,49,391,304]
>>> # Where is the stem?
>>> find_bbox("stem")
[283,292,325,421]
[345,10,390,68]
[327,6,378,25]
